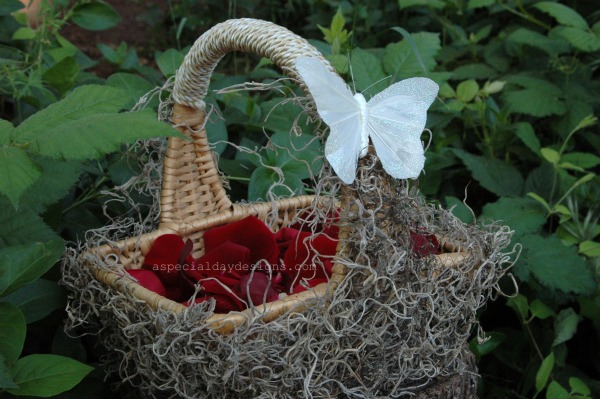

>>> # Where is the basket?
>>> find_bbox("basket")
[65,18,512,399]
[86,18,467,335]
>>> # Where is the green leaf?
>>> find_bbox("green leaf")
[533,2,588,29]
[445,196,474,224]
[467,0,494,9]
[545,381,569,399]
[15,85,131,143]
[521,235,596,295]
[2,279,66,324]
[0,303,25,366]
[552,26,600,52]
[71,1,121,31]
[383,32,440,78]
[514,122,540,154]
[20,158,82,210]
[260,99,309,135]
[325,54,349,74]
[6,354,93,396]
[0,356,18,389]
[30,111,184,160]
[579,241,600,257]
[504,89,566,117]
[560,152,600,169]
[0,239,64,297]
[541,147,560,165]
[399,0,445,8]
[525,164,554,201]
[553,308,582,347]
[106,73,153,94]
[526,192,550,212]
[453,149,524,197]
[270,132,323,178]
[0,119,14,145]
[530,299,555,320]
[481,197,546,238]
[456,80,479,103]
[248,166,304,201]
[452,63,498,80]
[350,48,387,94]
[504,76,566,117]
[42,57,80,94]
[0,0,23,15]
[569,377,591,395]
[507,294,529,321]
[469,331,504,359]
[0,147,41,208]
[0,198,60,248]
[155,48,185,77]
[11,27,35,40]
[506,28,570,56]
[535,352,555,393]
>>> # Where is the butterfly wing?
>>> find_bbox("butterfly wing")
[366,77,438,179]
[295,57,363,184]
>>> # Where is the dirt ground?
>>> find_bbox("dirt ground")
[61,0,169,76]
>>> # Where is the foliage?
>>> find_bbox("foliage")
[1,0,599,397]
[0,1,183,397]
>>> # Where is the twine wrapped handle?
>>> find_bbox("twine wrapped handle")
[161,18,336,227]
[172,18,333,110]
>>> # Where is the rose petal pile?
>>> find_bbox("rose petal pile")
[127,215,339,313]
[126,216,442,313]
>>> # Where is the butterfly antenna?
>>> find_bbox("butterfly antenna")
[423,128,433,152]
[362,75,393,96]
[347,51,357,93]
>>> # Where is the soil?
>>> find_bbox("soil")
[61,0,169,77]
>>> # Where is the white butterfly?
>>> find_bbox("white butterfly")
[294,56,439,185]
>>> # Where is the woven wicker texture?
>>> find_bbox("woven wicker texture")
[88,18,348,334]
[172,18,331,109]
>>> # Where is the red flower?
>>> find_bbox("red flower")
[409,230,441,257]
[142,234,196,301]
[239,272,280,305]
[283,231,337,282]
[126,269,167,297]
[185,241,250,281]
[203,216,280,266]
[143,214,340,312]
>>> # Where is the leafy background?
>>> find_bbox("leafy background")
[0,0,599,398]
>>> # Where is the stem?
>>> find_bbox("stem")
[524,322,544,361]
[225,175,250,182]
[61,176,110,214]
[498,1,552,31]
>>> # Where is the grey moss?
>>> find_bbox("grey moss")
[61,87,516,398]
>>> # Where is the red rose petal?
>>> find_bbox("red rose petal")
[283,231,337,281]
[142,234,187,286]
[185,241,250,282]
[274,227,301,254]
[410,230,440,257]
[239,272,279,306]
[204,216,279,266]
[126,269,167,297]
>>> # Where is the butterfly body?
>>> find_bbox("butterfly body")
[295,56,439,185]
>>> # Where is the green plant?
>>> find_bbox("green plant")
[0,84,183,397]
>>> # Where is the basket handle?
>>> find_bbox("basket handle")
[172,18,333,109]
[161,19,334,228]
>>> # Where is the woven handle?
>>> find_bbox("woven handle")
[172,18,333,109]
[161,19,334,227]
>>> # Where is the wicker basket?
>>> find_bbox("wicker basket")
[84,18,467,335]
